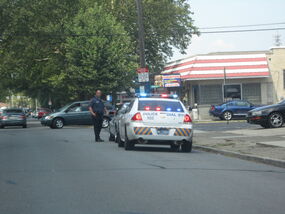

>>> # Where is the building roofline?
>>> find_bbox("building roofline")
[167,50,270,65]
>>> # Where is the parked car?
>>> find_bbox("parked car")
[247,99,285,128]
[115,94,193,152]
[109,102,130,141]
[41,101,113,129]
[37,108,52,119]
[209,100,258,120]
[0,108,27,128]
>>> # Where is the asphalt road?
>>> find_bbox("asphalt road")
[1,123,285,214]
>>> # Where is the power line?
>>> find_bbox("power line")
[200,22,285,29]
[201,27,285,34]
[2,27,285,38]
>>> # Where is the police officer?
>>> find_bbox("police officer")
[89,90,106,142]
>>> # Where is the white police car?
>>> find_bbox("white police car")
[116,94,193,152]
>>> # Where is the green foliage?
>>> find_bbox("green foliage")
[63,5,137,99]
[0,0,197,107]
[103,0,198,73]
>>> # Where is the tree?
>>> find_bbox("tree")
[61,5,137,99]
[102,0,198,73]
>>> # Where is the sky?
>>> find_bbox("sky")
[171,0,285,61]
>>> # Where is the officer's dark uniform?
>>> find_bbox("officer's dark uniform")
[89,96,105,141]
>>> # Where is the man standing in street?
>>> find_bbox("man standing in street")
[89,90,106,142]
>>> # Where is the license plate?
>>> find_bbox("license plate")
[9,117,19,120]
[157,128,169,135]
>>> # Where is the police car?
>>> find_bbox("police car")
[116,94,193,152]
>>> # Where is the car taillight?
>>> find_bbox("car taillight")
[144,106,151,111]
[184,114,192,123]
[2,116,8,120]
[161,94,169,98]
[131,113,142,121]
[211,106,215,111]
[156,106,161,111]
[20,115,26,119]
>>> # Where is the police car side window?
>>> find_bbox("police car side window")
[126,100,135,113]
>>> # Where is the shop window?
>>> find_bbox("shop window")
[200,85,223,105]
[224,84,241,101]
[242,83,261,104]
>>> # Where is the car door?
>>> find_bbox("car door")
[64,103,82,125]
[79,102,92,125]
[235,101,251,116]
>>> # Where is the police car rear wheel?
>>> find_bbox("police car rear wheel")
[124,127,134,150]
[181,141,192,153]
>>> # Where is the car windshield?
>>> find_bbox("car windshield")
[278,99,285,104]
[138,100,184,112]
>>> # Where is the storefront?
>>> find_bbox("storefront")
[161,48,285,119]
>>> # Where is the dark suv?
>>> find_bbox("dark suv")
[41,101,114,129]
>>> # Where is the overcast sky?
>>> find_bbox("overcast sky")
[171,0,285,61]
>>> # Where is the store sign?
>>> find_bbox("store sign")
[137,67,149,82]
[162,75,181,87]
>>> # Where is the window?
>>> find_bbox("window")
[224,84,241,101]
[126,100,135,113]
[68,103,81,112]
[81,103,89,112]
[236,101,250,107]
[242,83,261,104]
[199,85,223,105]
[138,100,184,112]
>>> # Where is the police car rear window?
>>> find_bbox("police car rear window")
[138,100,184,112]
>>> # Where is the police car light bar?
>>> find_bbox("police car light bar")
[136,93,179,99]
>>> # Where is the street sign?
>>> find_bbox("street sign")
[139,85,145,93]
[162,75,181,87]
[137,67,149,82]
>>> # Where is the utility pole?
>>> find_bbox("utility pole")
[135,0,146,68]
[274,32,282,46]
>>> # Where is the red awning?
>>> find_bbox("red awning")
[162,53,270,80]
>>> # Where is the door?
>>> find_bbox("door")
[79,102,92,125]
[235,101,252,116]
[64,103,83,125]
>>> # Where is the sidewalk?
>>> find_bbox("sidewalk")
[193,126,285,167]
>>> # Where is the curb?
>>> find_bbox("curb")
[193,120,245,124]
[193,145,285,168]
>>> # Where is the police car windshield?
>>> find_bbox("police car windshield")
[138,100,184,112]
